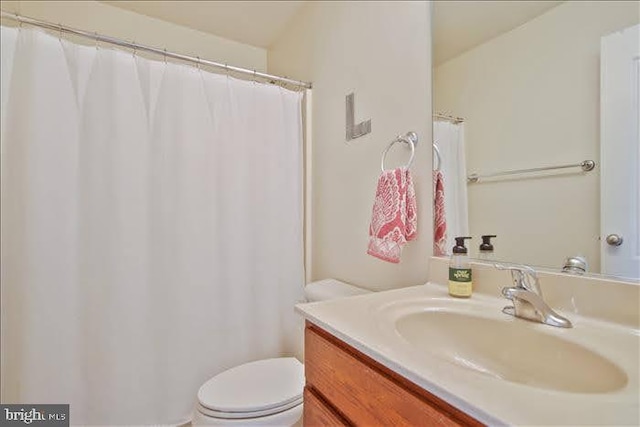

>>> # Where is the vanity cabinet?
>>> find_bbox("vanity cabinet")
[303,322,482,426]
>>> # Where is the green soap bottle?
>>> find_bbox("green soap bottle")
[449,237,472,298]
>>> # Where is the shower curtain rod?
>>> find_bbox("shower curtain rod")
[0,10,313,90]
[433,112,464,124]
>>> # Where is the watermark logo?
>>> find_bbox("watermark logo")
[1,405,68,427]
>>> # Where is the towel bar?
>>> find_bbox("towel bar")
[467,160,595,183]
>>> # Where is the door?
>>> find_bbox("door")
[600,24,640,280]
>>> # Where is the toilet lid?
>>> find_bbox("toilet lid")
[198,357,304,415]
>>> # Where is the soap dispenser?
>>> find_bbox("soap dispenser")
[449,237,472,298]
[479,235,497,260]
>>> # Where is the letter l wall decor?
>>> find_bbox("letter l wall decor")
[345,92,371,141]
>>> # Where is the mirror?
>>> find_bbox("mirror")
[432,1,639,280]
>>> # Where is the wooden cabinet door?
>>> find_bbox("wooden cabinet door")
[303,387,349,427]
[304,323,482,427]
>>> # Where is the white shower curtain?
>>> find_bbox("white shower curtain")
[0,26,304,425]
[433,121,469,254]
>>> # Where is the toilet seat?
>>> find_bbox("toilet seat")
[196,357,304,420]
[196,396,303,419]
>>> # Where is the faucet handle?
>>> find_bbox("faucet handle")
[494,264,542,296]
[507,267,526,288]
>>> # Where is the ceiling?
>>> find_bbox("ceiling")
[103,1,564,63]
[101,1,308,48]
[433,1,563,65]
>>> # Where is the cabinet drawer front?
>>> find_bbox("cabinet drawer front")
[304,387,349,427]
[305,325,475,426]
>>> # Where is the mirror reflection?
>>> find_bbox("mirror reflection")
[432,1,639,280]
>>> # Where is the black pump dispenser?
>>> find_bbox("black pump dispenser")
[452,237,472,254]
[480,235,497,252]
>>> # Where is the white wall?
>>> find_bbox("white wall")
[434,1,639,272]
[0,0,267,72]
[269,1,432,291]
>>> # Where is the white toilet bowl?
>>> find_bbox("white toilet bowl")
[192,279,370,426]
[193,358,304,426]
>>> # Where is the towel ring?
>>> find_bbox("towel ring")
[381,132,418,172]
[433,143,442,171]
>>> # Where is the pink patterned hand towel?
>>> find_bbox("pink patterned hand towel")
[433,170,448,256]
[367,168,417,263]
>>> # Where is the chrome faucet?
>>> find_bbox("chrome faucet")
[496,264,572,328]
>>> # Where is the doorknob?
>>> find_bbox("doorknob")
[605,234,623,246]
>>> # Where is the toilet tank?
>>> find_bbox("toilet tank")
[304,279,371,302]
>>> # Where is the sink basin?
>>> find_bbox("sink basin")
[393,309,628,394]
[299,284,639,425]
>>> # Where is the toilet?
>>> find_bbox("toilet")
[192,279,370,425]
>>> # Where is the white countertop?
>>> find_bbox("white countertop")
[295,283,640,426]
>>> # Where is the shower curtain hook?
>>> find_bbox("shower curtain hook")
[58,24,63,42]
[132,41,137,58]
[163,48,167,64]
[253,69,257,85]
[94,32,99,50]
[197,56,201,71]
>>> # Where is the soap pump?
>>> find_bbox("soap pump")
[479,235,497,260]
[449,236,472,298]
